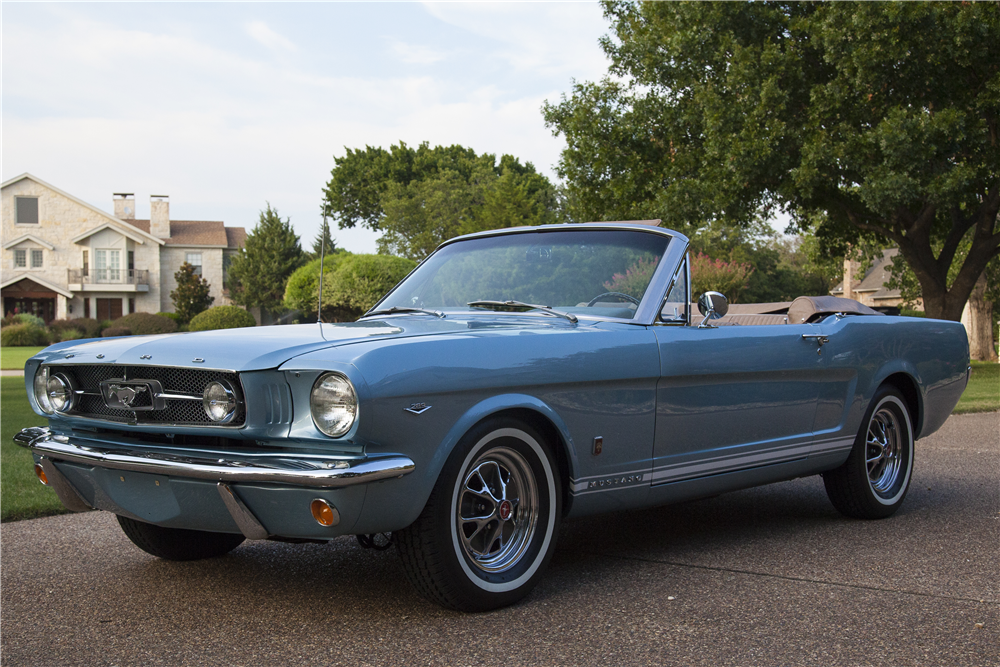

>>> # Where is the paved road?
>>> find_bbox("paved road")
[2,412,997,666]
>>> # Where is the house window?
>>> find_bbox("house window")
[14,249,26,268]
[95,249,121,282]
[16,197,39,225]
[186,252,203,276]
[83,250,89,277]
[31,249,43,268]
[128,298,135,314]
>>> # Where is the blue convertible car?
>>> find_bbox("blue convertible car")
[16,223,970,611]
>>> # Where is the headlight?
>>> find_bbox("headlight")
[46,373,76,413]
[310,373,358,437]
[202,380,238,423]
[33,367,53,414]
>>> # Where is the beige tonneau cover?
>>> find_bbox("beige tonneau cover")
[786,295,884,324]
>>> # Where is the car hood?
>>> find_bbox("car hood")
[34,318,576,372]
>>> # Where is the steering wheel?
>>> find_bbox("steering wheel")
[587,292,640,307]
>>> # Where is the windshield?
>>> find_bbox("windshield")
[374,229,671,320]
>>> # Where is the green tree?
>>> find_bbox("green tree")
[309,220,339,259]
[323,142,559,260]
[170,262,213,323]
[283,254,352,322]
[544,1,1000,321]
[227,204,306,314]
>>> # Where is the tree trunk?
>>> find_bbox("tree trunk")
[961,272,998,362]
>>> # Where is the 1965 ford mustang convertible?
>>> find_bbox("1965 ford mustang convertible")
[16,222,970,611]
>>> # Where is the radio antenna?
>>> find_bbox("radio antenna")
[317,214,327,324]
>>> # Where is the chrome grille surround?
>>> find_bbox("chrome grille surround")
[44,364,246,427]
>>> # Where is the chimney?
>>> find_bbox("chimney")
[150,195,170,238]
[113,193,135,220]
[843,256,855,301]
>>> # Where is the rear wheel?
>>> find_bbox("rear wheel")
[395,418,561,612]
[117,515,245,561]
[823,386,914,519]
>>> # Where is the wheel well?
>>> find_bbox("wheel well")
[490,408,574,518]
[882,373,922,437]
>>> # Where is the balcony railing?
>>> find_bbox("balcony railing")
[68,268,149,285]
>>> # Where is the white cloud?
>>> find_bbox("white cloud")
[420,1,610,79]
[245,20,298,54]
[390,40,450,65]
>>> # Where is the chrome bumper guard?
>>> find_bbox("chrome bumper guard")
[13,426,415,489]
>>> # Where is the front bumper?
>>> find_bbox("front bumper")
[14,426,415,540]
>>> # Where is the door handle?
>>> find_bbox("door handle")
[802,334,829,354]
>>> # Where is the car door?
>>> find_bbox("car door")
[650,321,828,488]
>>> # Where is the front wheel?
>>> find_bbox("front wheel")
[823,387,914,519]
[117,515,245,561]
[395,418,561,612]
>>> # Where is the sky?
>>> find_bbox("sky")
[2,2,613,254]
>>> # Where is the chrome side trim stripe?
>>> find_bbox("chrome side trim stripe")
[649,438,853,485]
[568,436,854,495]
[14,427,414,489]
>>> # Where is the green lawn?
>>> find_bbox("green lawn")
[1,376,66,521]
[0,362,996,523]
[953,361,1000,414]
[1,346,45,370]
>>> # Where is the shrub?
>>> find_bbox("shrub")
[13,313,45,328]
[48,318,102,340]
[158,311,184,324]
[188,306,256,332]
[1,324,49,347]
[283,254,350,320]
[325,254,417,319]
[56,329,83,342]
[108,312,177,336]
[101,327,132,338]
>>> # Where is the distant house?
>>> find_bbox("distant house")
[1,173,245,322]
[830,248,921,312]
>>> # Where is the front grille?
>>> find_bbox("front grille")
[47,364,246,427]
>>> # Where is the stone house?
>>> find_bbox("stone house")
[1,173,245,323]
[829,248,921,312]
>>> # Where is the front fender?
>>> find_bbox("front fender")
[351,393,578,535]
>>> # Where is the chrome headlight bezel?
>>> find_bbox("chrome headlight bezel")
[310,372,358,438]
[33,366,53,414]
[202,380,239,423]
[46,373,77,414]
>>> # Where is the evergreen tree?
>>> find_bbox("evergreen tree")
[171,262,214,323]
[310,221,338,259]
[227,204,306,314]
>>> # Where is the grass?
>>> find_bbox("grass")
[1,346,45,370]
[953,361,1000,414]
[1,376,66,521]
[0,361,996,524]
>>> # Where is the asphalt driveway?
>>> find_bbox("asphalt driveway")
[2,412,997,667]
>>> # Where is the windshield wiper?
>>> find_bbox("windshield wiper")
[467,300,578,323]
[364,306,445,319]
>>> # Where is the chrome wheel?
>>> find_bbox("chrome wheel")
[457,447,539,573]
[866,406,902,497]
[823,387,914,520]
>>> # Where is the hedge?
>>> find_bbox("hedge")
[188,306,256,331]
[108,312,177,336]
[1,324,49,347]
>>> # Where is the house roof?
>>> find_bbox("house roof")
[3,234,55,250]
[1,173,165,246]
[126,219,245,248]
[1,274,74,298]
[831,248,902,300]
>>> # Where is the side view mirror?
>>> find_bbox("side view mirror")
[697,291,729,328]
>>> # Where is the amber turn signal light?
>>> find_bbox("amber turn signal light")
[310,499,338,527]
[34,463,49,486]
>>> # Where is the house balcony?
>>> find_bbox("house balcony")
[68,269,150,293]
